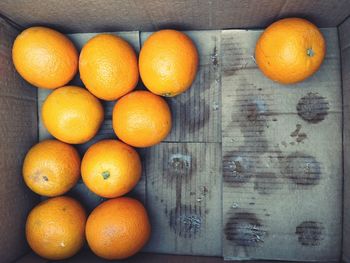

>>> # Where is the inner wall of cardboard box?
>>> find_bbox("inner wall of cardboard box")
[1,1,350,262]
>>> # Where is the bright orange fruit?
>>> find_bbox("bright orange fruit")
[139,29,198,97]
[12,27,78,89]
[26,196,86,260]
[42,86,104,144]
[81,139,141,198]
[85,197,151,260]
[23,139,80,196]
[79,34,139,101]
[255,18,326,84]
[112,90,171,147]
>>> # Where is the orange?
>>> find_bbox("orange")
[23,139,80,197]
[255,18,326,84]
[112,90,171,147]
[12,26,78,89]
[26,196,86,260]
[139,29,198,96]
[79,34,138,101]
[42,86,104,144]
[85,197,151,260]
[81,139,141,198]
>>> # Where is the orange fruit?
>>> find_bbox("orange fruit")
[26,196,86,260]
[42,86,104,144]
[12,26,78,89]
[255,18,326,84]
[81,139,141,198]
[23,139,80,197]
[85,197,151,260]
[139,29,198,96]
[112,90,171,147]
[79,34,139,101]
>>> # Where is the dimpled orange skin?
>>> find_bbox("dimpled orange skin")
[42,86,104,144]
[79,34,139,101]
[85,197,151,260]
[81,139,141,198]
[255,18,326,84]
[23,139,80,197]
[112,90,171,147]
[26,196,86,260]
[12,27,78,89]
[139,29,199,97]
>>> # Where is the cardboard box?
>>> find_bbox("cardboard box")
[1,0,350,262]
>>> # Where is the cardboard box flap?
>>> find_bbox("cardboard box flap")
[0,17,38,263]
[339,16,350,263]
[0,0,350,33]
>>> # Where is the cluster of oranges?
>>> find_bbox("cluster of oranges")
[12,17,325,261]
[13,27,198,260]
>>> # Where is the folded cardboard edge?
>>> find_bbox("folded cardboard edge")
[16,251,338,263]
[339,16,350,263]
[0,0,350,33]
[0,16,39,263]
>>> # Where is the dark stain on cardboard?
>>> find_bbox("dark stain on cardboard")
[296,221,324,246]
[254,172,281,195]
[235,96,272,145]
[211,46,218,67]
[290,124,302,137]
[169,205,202,238]
[223,151,256,186]
[242,138,269,153]
[290,124,307,143]
[239,97,268,124]
[282,152,321,186]
[183,100,210,134]
[167,150,195,182]
[225,212,266,246]
[297,93,329,123]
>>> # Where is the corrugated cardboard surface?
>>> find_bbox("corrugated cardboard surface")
[0,18,39,262]
[221,28,342,261]
[340,17,350,263]
[138,31,222,256]
[0,0,349,33]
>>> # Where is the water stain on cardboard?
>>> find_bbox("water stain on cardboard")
[290,124,308,143]
[282,152,321,186]
[189,101,210,134]
[297,93,329,123]
[169,205,202,238]
[241,98,268,122]
[242,137,269,153]
[295,221,324,246]
[223,150,256,186]
[211,45,218,67]
[167,150,195,182]
[225,212,267,246]
[254,172,281,195]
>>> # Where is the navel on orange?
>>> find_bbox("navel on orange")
[23,139,80,196]
[12,26,78,89]
[255,18,326,84]
[112,90,172,147]
[139,29,198,97]
[85,197,151,260]
[79,34,139,101]
[81,139,141,198]
[26,196,86,260]
[42,86,104,144]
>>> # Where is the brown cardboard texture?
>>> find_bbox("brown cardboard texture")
[0,1,349,262]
